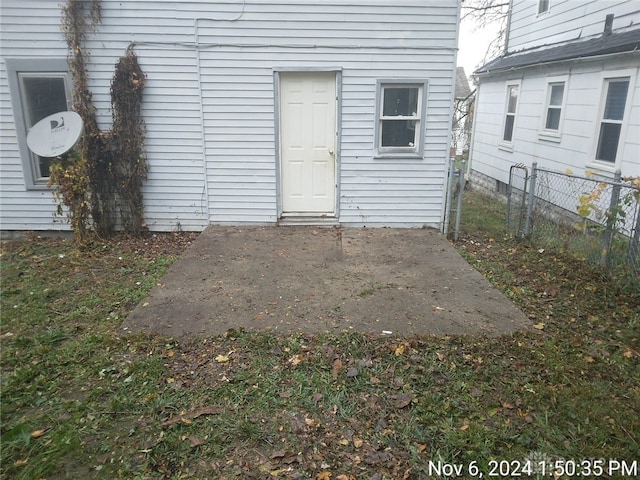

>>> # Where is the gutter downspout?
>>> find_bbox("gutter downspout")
[194,18,211,225]
[504,0,513,54]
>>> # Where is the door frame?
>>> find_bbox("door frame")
[274,67,342,219]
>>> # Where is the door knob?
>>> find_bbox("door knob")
[328,148,334,156]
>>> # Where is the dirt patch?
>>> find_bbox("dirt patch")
[123,226,530,338]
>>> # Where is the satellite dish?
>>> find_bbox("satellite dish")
[26,111,83,158]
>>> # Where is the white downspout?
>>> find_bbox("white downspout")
[194,18,210,225]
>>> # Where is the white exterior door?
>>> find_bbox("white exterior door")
[280,72,337,215]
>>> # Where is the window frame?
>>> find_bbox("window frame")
[537,0,550,15]
[5,58,73,190]
[538,76,568,142]
[590,73,634,172]
[499,81,520,151]
[374,79,428,159]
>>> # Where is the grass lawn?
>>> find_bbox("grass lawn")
[1,191,638,480]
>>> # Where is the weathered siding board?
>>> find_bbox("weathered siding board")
[2,0,458,231]
[508,0,640,52]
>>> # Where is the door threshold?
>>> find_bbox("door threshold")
[278,215,339,226]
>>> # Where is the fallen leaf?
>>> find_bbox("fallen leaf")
[394,344,405,356]
[317,471,332,480]
[14,459,28,467]
[533,322,545,330]
[332,358,344,378]
[395,392,414,409]
[436,352,446,361]
[30,429,46,439]
[353,437,363,448]
[470,387,482,398]
[189,436,205,447]
[346,367,359,377]
[460,424,469,431]
[162,406,223,426]
[623,350,634,358]
[288,354,305,366]
[417,443,427,452]
[215,354,230,363]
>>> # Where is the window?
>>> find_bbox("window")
[544,83,564,130]
[375,80,428,157]
[6,58,72,189]
[538,0,550,14]
[539,78,568,141]
[595,78,629,163]
[502,84,519,143]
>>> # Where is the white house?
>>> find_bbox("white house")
[469,0,640,194]
[0,0,461,233]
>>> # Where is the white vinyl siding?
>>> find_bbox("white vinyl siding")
[1,0,458,231]
[471,60,639,183]
[508,0,640,53]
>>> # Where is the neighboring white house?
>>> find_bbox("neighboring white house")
[469,0,640,194]
[0,0,461,233]
[451,66,473,157]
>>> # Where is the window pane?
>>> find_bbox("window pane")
[596,122,621,162]
[603,80,629,121]
[545,107,561,130]
[503,115,515,141]
[507,86,518,113]
[383,87,418,116]
[21,76,68,178]
[22,77,68,125]
[538,0,549,13]
[381,119,417,147]
[549,84,564,106]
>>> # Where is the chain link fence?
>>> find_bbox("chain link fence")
[508,163,639,282]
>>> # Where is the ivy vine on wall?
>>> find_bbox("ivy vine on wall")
[54,0,148,241]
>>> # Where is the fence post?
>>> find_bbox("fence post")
[454,160,466,241]
[444,158,456,235]
[630,199,640,267]
[602,169,622,271]
[524,161,537,237]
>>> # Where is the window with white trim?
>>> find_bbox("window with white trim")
[502,84,519,143]
[375,80,428,157]
[595,78,629,164]
[538,0,550,14]
[6,58,72,189]
[543,82,564,131]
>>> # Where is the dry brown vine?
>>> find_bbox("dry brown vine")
[58,0,148,239]
[111,48,148,234]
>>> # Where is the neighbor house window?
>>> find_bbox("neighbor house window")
[539,78,568,141]
[595,78,629,163]
[502,84,519,143]
[5,58,72,189]
[544,82,564,131]
[375,80,428,157]
[538,0,550,14]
